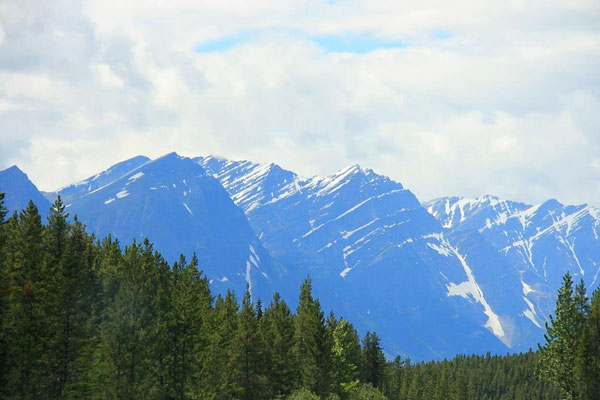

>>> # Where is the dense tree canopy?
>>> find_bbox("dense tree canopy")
[0,192,597,399]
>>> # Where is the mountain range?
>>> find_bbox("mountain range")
[1,153,598,360]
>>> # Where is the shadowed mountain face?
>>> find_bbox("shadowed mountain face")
[2,154,599,360]
[41,153,285,302]
[0,165,51,218]
[196,156,560,359]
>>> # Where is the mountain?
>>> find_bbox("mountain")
[44,153,286,301]
[3,154,599,361]
[425,195,600,333]
[49,155,151,203]
[197,156,540,359]
[0,165,51,218]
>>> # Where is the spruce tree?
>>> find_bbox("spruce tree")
[261,292,296,398]
[43,196,72,397]
[3,202,47,398]
[332,318,361,397]
[231,287,266,400]
[170,254,212,399]
[361,332,386,390]
[294,277,334,397]
[207,290,239,398]
[0,193,8,392]
[537,272,588,399]
[575,288,600,399]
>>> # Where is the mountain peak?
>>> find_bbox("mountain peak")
[0,165,51,217]
[156,151,183,161]
[0,165,27,179]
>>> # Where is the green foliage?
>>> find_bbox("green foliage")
[295,277,334,397]
[332,319,361,398]
[231,287,267,399]
[261,292,296,398]
[349,383,387,400]
[574,288,600,399]
[288,388,320,400]
[361,332,386,390]
[537,273,589,399]
[0,192,597,400]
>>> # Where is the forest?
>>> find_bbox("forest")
[0,193,598,399]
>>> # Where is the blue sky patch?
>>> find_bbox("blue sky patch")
[311,35,406,53]
[433,30,454,39]
[195,34,247,53]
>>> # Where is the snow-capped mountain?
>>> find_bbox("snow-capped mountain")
[42,153,286,301]
[2,154,599,360]
[197,156,547,359]
[0,165,51,218]
[426,195,600,332]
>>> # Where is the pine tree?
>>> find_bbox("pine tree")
[332,318,361,397]
[537,272,588,399]
[361,331,386,390]
[0,193,9,392]
[575,288,600,399]
[170,254,212,399]
[294,277,334,397]
[231,287,266,400]
[206,290,239,398]
[2,201,47,398]
[43,196,72,397]
[261,292,296,398]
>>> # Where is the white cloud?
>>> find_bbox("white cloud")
[0,0,599,207]
[95,63,125,89]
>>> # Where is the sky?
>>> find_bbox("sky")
[0,0,599,206]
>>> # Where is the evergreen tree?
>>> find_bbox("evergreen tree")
[170,254,212,399]
[0,193,8,392]
[332,319,362,397]
[294,277,334,397]
[537,272,588,399]
[361,332,386,390]
[261,292,296,398]
[3,201,47,399]
[43,196,72,397]
[207,290,239,398]
[575,288,600,399]
[231,287,266,399]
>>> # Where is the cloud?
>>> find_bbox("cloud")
[0,0,599,207]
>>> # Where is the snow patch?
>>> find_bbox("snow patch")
[521,280,535,295]
[522,296,542,328]
[128,172,144,181]
[341,218,379,239]
[440,235,507,344]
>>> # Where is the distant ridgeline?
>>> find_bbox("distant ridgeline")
[1,193,599,399]
[1,153,600,362]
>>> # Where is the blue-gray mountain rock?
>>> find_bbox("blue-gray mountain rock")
[425,195,600,341]
[197,156,536,359]
[44,153,285,301]
[0,165,51,218]
[3,155,599,361]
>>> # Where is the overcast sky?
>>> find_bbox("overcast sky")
[1,0,599,206]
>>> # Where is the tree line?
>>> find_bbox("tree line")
[0,192,598,399]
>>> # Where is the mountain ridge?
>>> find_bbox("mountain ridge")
[2,153,599,360]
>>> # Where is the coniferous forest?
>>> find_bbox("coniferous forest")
[0,193,599,399]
